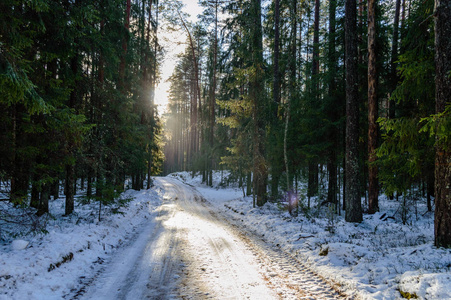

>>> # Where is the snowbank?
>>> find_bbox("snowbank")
[0,188,162,300]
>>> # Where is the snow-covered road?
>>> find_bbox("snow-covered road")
[79,177,342,299]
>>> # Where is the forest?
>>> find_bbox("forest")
[0,0,450,251]
[162,0,451,248]
[1,0,163,216]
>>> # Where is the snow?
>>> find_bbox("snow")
[169,171,451,300]
[0,188,162,299]
[11,240,29,251]
[1,171,450,299]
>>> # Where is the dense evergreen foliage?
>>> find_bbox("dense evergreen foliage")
[163,0,450,247]
[1,0,163,217]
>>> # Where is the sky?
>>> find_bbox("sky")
[154,0,203,116]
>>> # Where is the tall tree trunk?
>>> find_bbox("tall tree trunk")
[37,183,49,216]
[312,0,320,81]
[267,0,283,199]
[297,4,303,79]
[96,169,103,197]
[251,0,267,207]
[10,106,29,204]
[367,0,379,214]
[65,50,79,216]
[434,0,451,248]
[401,0,406,41]
[307,0,320,199]
[65,164,75,215]
[209,0,219,187]
[358,0,365,64]
[345,0,363,222]
[10,105,17,202]
[140,0,148,124]
[147,0,158,189]
[177,10,200,168]
[427,172,434,212]
[119,0,131,89]
[87,172,93,198]
[389,0,401,119]
[307,163,318,197]
[342,147,346,211]
[51,179,59,200]
[327,0,338,205]
[147,152,152,189]
[10,105,22,203]
[30,174,40,209]
[288,0,298,191]
[273,0,280,106]
[150,0,159,120]
[246,172,252,197]
[284,101,290,191]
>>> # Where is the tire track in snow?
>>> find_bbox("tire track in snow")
[235,228,345,299]
[74,193,183,300]
[167,177,347,299]
[161,178,278,299]
[71,178,347,299]
[166,181,254,299]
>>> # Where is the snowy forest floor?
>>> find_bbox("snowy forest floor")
[0,172,450,299]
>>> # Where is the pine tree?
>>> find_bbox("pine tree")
[389,0,401,119]
[325,0,340,207]
[367,0,379,214]
[249,0,267,207]
[345,0,363,222]
[433,0,451,248]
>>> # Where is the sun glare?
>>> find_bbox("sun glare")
[154,81,170,115]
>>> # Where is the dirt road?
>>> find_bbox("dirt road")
[79,177,343,299]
